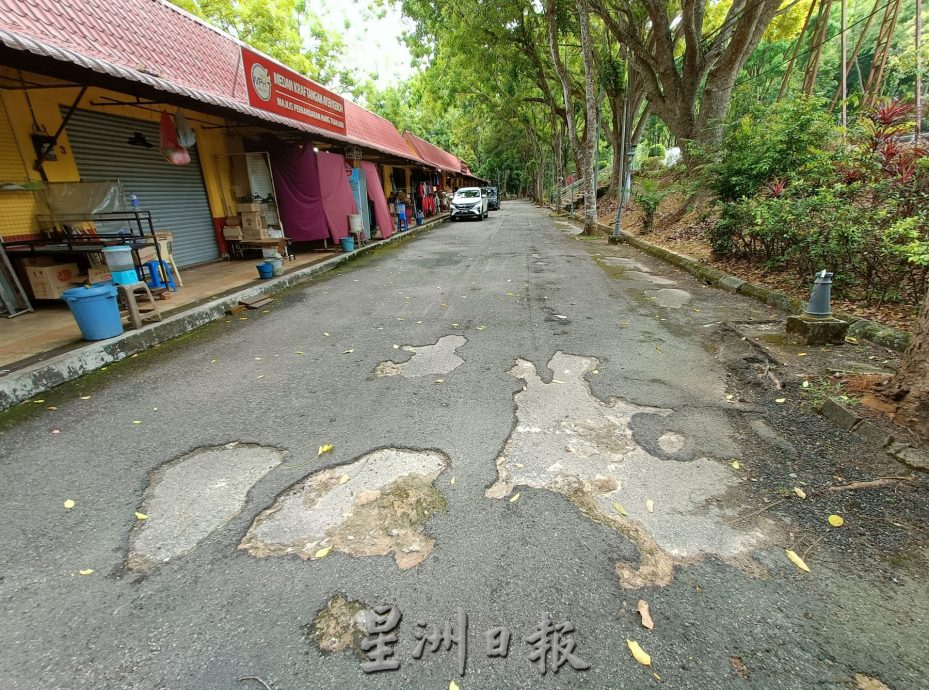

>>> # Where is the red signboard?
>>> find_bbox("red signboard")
[241,48,346,135]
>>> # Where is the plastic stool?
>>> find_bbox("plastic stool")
[144,260,176,290]
[397,212,409,232]
[116,282,162,330]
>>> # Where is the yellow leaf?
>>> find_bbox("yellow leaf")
[210,359,217,364]
[515,463,524,468]
[476,325,486,331]
[317,444,334,457]
[63,499,75,509]
[256,375,264,380]
[450,476,456,485]
[132,420,142,425]
[828,514,845,527]
[845,336,858,344]
[323,332,330,336]
[435,379,444,384]
[798,352,808,357]
[254,357,262,361]
[627,639,651,666]
[801,381,811,388]
[794,487,807,499]
[79,569,94,576]
[80,396,91,400]
[294,351,305,355]
[133,512,149,520]
[510,492,520,503]
[731,460,741,470]
[33,399,44,404]
[646,499,655,513]
[785,549,810,572]
[343,349,355,354]
[339,475,350,485]
[314,546,332,559]
[613,501,628,516]
[725,394,734,401]
[47,406,58,411]
[449,682,460,690]
[653,672,662,681]
[775,398,786,404]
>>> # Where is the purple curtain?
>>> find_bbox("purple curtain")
[269,144,329,242]
[361,161,393,239]
[316,151,357,242]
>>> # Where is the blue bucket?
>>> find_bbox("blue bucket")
[61,284,124,341]
[340,236,355,252]
[257,262,274,279]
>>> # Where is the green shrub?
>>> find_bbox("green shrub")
[634,179,668,234]
[709,97,836,202]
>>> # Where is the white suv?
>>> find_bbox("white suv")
[450,187,488,221]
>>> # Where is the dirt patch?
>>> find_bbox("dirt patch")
[311,595,367,655]
[240,447,448,570]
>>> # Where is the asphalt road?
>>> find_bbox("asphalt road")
[1,201,927,689]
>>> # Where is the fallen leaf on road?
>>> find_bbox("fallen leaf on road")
[613,501,628,516]
[314,546,331,559]
[450,681,460,690]
[726,394,734,401]
[730,656,750,680]
[324,332,330,336]
[256,375,264,380]
[637,600,654,630]
[731,460,741,470]
[79,569,94,576]
[339,475,350,485]
[476,325,486,331]
[294,351,304,355]
[845,336,859,344]
[80,396,91,400]
[51,429,60,434]
[798,352,808,357]
[785,549,810,572]
[210,359,217,364]
[655,346,662,353]
[47,406,57,411]
[646,499,655,513]
[435,379,444,384]
[254,357,262,361]
[450,476,456,485]
[132,420,142,425]
[318,444,334,457]
[343,349,355,354]
[134,512,148,520]
[515,463,524,468]
[393,344,400,349]
[775,398,786,404]
[828,514,845,527]
[64,499,75,509]
[627,639,651,666]
[794,487,807,499]
[802,381,811,388]
[509,492,520,503]
[33,399,44,404]
[653,672,662,681]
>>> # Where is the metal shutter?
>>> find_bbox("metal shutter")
[63,108,219,267]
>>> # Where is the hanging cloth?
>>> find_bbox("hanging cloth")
[159,112,190,165]
[174,111,196,148]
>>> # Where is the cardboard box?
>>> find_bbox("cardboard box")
[240,213,267,231]
[223,225,244,240]
[26,262,81,299]
[237,202,263,213]
[87,266,112,284]
[242,226,269,240]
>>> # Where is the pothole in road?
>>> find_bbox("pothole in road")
[375,335,466,378]
[486,352,764,588]
[240,447,449,570]
[128,443,284,571]
[646,288,692,309]
[310,594,368,655]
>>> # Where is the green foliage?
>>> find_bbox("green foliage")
[710,99,929,306]
[708,97,836,202]
[634,179,668,234]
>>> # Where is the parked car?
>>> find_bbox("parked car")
[484,186,500,210]
[450,187,488,221]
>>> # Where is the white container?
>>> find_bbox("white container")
[348,214,362,234]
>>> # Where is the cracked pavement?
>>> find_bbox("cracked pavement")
[1,201,927,689]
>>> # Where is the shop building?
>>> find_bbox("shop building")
[0,0,485,369]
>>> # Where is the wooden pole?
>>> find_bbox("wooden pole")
[841,0,847,129]
[917,0,923,138]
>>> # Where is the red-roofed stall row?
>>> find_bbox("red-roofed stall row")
[0,0,485,291]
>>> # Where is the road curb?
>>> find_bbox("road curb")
[570,217,911,353]
[818,396,928,472]
[0,217,448,412]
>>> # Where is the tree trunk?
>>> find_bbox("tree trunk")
[891,288,929,439]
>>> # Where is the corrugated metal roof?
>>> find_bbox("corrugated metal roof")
[402,131,461,173]
[344,101,423,163]
[0,0,427,166]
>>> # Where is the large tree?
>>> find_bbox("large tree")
[890,289,929,439]
[589,0,790,148]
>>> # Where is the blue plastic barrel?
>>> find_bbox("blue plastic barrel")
[257,262,274,279]
[340,236,355,252]
[61,284,124,341]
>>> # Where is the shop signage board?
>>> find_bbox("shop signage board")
[241,48,346,136]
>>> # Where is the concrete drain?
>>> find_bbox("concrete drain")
[128,443,284,571]
[375,335,466,377]
[239,447,448,570]
[486,352,763,588]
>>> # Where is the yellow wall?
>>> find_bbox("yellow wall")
[0,85,243,239]
[382,164,393,198]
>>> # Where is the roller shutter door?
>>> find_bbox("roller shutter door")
[64,108,218,266]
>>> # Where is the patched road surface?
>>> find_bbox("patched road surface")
[2,202,927,689]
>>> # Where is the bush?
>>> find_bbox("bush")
[634,179,668,234]
[709,97,836,202]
